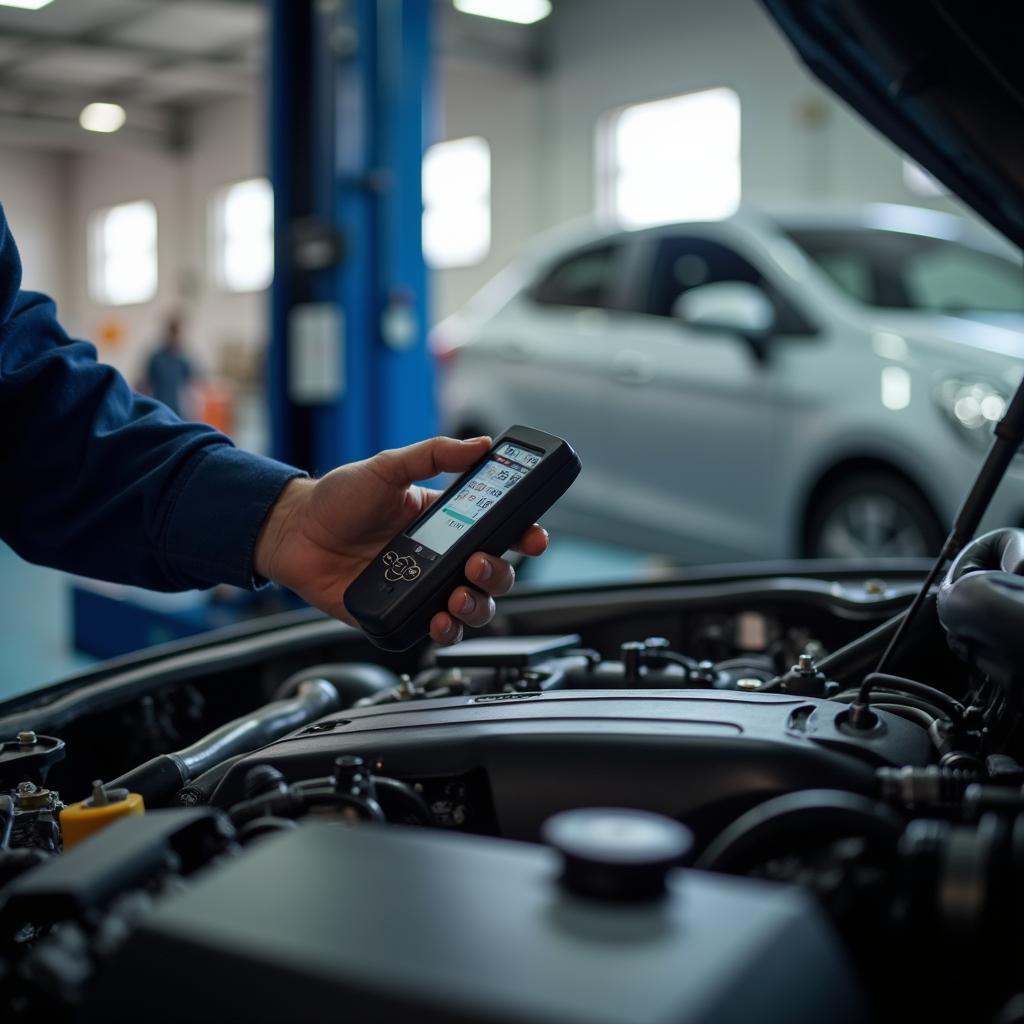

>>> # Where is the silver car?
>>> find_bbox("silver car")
[436,204,1024,563]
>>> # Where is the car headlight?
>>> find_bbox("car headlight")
[935,378,1009,449]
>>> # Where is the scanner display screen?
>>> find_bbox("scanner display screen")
[409,442,541,555]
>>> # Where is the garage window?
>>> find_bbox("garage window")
[598,87,741,228]
[423,136,491,269]
[212,177,274,292]
[88,200,158,306]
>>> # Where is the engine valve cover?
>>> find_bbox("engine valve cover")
[218,690,930,840]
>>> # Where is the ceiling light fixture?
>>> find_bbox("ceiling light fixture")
[0,0,55,9]
[452,0,552,25]
[79,102,127,134]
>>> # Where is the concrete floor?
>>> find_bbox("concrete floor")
[0,534,652,705]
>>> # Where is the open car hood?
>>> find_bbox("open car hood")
[762,0,1024,249]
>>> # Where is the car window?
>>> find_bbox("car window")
[642,236,761,318]
[787,227,1024,314]
[637,234,812,333]
[530,243,622,309]
[905,245,1024,313]
[813,252,873,303]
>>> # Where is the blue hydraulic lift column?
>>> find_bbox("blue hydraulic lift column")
[269,0,435,474]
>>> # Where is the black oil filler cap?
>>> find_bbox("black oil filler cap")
[542,808,694,901]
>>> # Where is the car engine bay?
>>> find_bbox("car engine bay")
[4,537,1024,1023]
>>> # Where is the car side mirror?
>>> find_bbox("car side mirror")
[673,282,776,362]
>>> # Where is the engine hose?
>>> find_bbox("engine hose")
[176,754,248,807]
[833,689,951,722]
[696,790,905,873]
[108,679,340,806]
[871,703,938,731]
[273,662,399,702]
[860,673,965,723]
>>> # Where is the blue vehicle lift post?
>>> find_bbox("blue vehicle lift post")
[269,0,436,474]
[73,1,436,660]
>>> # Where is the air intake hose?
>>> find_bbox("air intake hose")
[108,678,341,806]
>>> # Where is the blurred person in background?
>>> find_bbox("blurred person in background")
[143,312,195,417]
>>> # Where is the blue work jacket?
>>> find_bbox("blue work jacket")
[0,205,302,591]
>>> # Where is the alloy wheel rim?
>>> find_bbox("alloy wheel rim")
[815,493,930,559]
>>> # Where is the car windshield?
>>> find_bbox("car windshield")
[785,227,1024,316]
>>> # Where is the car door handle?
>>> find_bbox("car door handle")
[611,350,653,384]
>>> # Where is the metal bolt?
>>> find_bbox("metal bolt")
[14,783,50,809]
[16,730,37,747]
[644,637,671,652]
[736,677,765,691]
[621,641,646,685]
[797,654,816,674]
[334,755,368,795]
[520,671,543,691]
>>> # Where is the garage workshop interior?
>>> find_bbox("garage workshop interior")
[2,1,1024,1022]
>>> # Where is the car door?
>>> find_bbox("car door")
[604,232,782,562]
[491,240,633,526]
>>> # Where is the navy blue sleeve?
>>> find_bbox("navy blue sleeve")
[0,204,304,591]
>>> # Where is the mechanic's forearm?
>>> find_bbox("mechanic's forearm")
[254,476,316,583]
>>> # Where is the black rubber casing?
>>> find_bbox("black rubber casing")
[344,426,581,651]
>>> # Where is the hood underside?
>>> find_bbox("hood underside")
[762,0,1024,250]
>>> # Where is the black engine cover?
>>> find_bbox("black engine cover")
[217,690,929,841]
[91,821,866,1024]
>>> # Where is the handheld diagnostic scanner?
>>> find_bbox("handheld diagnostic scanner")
[344,426,581,651]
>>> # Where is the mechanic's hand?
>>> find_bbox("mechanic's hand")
[253,436,549,645]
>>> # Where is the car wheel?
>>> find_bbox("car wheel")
[805,472,945,559]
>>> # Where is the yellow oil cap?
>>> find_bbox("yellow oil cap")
[60,780,144,849]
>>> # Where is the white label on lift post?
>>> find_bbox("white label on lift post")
[288,302,344,405]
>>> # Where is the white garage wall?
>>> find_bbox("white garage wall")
[0,148,71,301]
[539,0,960,224]
[1,1,975,372]
[434,57,544,321]
[62,91,266,386]
[64,146,185,383]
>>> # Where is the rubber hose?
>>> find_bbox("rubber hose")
[108,679,340,805]
[274,662,399,702]
[176,754,248,806]
[833,689,951,721]
[871,703,937,731]
[861,672,965,722]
